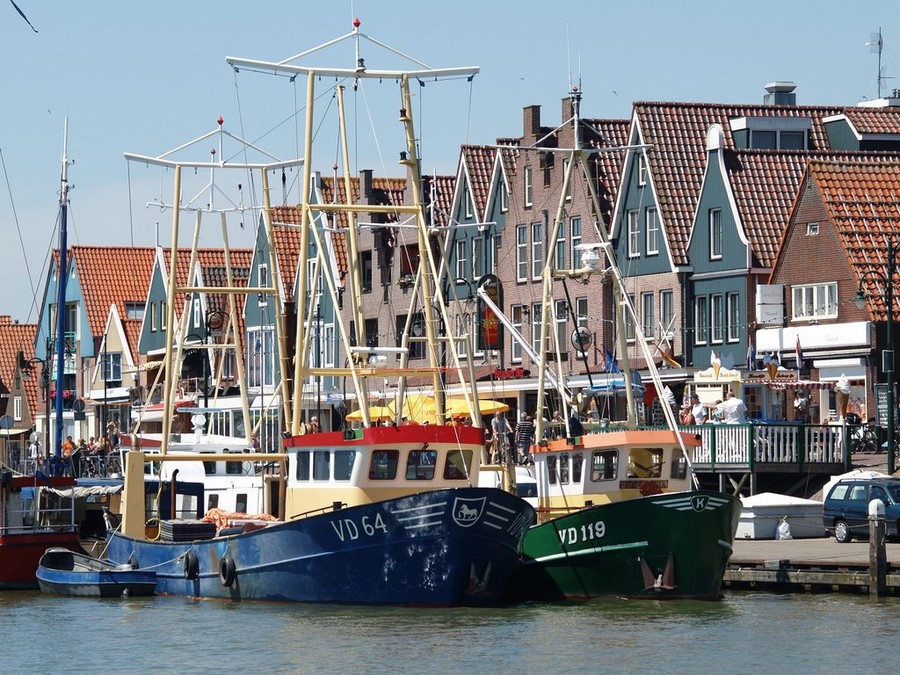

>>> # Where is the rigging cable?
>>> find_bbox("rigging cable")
[0,147,41,323]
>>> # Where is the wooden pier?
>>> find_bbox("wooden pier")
[725,538,900,595]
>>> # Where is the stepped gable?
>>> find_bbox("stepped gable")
[632,101,843,266]
[807,158,900,321]
[0,317,39,419]
[725,150,900,268]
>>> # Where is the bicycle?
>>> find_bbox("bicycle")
[849,419,879,454]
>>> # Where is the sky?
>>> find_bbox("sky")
[1,0,899,325]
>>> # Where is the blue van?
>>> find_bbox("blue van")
[823,477,900,542]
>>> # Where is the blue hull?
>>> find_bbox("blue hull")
[107,487,534,605]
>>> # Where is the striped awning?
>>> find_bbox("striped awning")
[767,380,835,391]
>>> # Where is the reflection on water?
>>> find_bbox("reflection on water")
[2,591,900,673]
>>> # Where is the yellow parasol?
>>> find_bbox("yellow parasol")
[388,394,436,421]
[443,398,510,418]
[345,405,394,422]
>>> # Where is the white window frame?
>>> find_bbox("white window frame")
[456,313,468,358]
[555,300,568,356]
[524,166,533,207]
[13,395,22,421]
[555,219,566,270]
[258,263,269,307]
[709,209,723,260]
[456,239,468,280]
[637,152,647,186]
[193,297,202,328]
[641,291,655,339]
[489,233,501,274]
[160,301,167,331]
[645,207,659,255]
[102,352,122,382]
[464,184,473,219]
[531,221,543,280]
[563,158,572,201]
[695,297,709,345]
[624,293,636,342]
[792,283,838,320]
[500,180,508,213]
[570,216,582,269]
[576,297,588,329]
[806,222,819,236]
[472,235,483,279]
[711,294,724,344]
[516,225,528,282]
[660,290,674,337]
[511,305,523,362]
[531,303,542,355]
[627,210,640,258]
[726,292,741,342]
[150,301,158,332]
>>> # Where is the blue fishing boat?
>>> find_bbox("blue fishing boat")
[36,548,157,597]
[104,21,534,605]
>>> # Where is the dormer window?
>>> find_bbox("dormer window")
[729,116,811,150]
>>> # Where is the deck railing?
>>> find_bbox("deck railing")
[688,422,849,471]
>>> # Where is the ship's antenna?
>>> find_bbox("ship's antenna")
[566,25,573,93]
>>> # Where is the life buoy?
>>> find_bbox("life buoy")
[639,480,663,496]
[219,553,236,587]
[183,550,199,580]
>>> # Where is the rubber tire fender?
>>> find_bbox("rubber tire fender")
[183,549,200,580]
[219,553,236,587]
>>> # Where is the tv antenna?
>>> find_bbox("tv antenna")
[867,27,893,98]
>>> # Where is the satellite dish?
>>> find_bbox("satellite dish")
[191,413,207,429]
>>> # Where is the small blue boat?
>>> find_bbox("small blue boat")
[36,548,157,597]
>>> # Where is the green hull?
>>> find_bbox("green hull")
[508,491,741,601]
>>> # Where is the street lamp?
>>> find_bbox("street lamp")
[19,353,51,463]
[854,238,897,475]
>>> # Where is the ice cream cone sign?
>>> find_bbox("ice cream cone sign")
[763,352,778,380]
[711,350,721,380]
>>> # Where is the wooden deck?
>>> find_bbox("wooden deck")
[725,537,900,595]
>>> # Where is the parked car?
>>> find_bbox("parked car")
[823,477,900,542]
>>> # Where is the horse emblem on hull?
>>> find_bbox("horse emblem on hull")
[452,497,486,527]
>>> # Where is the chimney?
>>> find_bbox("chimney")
[360,169,374,203]
[523,105,542,139]
[763,81,797,106]
[562,97,574,124]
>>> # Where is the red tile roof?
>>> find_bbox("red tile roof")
[840,107,900,136]
[459,145,495,219]
[69,246,157,340]
[726,150,900,268]
[633,101,844,265]
[807,157,900,320]
[0,317,39,418]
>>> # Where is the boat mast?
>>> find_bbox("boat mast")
[54,120,72,464]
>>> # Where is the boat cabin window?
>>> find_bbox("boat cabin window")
[627,447,664,478]
[295,451,310,481]
[590,450,618,481]
[225,452,243,475]
[559,453,570,485]
[406,448,437,480]
[671,454,688,480]
[207,493,219,510]
[203,457,216,475]
[313,450,331,481]
[572,453,584,483]
[236,494,247,513]
[547,455,558,484]
[443,449,473,480]
[369,450,399,480]
[334,450,356,481]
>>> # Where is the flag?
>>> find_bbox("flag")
[795,335,804,368]
[746,342,756,371]
[659,348,680,368]
[604,348,620,373]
